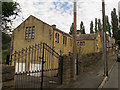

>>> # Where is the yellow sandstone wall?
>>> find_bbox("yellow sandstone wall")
[54,30,73,56]
[11,15,73,75]
[77,40,95,55]
[12,15,54,53]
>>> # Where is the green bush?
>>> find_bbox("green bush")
[2,32,11,62]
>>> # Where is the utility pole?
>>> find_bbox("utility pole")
[102,0,108,76]
[72,0,77,79]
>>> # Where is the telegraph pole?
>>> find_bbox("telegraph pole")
[72,0,77,79]
[102,0,108,76]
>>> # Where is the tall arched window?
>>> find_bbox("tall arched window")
[83,41,85,46]
[80,42,83,46]
[77,42,79,46]
[55,33,59,43]
[57,34,59,43]
[55,33,57,42]
[70,39,72,47]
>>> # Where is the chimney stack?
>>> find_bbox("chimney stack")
[52,24,56,30]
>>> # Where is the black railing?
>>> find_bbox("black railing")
[10,42,61,88]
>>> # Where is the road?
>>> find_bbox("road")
[103,62,119,89]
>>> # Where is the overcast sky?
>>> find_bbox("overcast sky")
[12,0,120,34]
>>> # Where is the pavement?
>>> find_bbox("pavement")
[58,53,117,88]
[102,62,118,89]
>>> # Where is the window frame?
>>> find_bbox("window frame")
[32,26,35,39]
[29,27,32,39]
[64,36,67,46]
[83,41,85,46]
[80,42,83,46]
[58,34,59,43]
[25,26,35,40]
[55,33,59,43]
[25,27,29,40]
[70,39,72,47]
[77,42,79,46]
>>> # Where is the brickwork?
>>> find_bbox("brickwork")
[59,55,73,85]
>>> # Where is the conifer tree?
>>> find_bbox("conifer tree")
[98,19,102,31]
[95,18,98,33]
[106,16,111,37]
[90,21,94,33]
[111,8,119,41]
[80,21,86,34]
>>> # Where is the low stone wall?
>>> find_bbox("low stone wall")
[60,52,103,85]
[2,64,15,90]
[78,52,103,74]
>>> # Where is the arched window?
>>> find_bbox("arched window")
[70,39,72,47]
[58,34,59,43]
[65,36,67,46]
[55,33,59,43]
[77,42,79,46]
[80,42,83,46]
[63,36,67,45]
[83,41,85,46]
[55,33,57,42]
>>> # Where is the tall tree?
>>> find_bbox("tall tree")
[90,21,94,33]
[111,8,119,41]
[106,16,111,37]
[69,23,74,35]
[2,32,11,61]
[80,21,86,34]
[95,18,98,33]
[98,19,102,31]
[2,1,21,32]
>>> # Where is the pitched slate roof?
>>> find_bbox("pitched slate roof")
[77,34,97,40]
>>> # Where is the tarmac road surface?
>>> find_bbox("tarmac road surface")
[103,62,119,88]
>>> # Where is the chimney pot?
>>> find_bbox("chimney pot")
[52,24,56,29]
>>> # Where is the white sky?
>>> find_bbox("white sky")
[12,0,120,34]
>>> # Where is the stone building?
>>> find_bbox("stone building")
[11,15,73,56]
[77,32,102,55]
